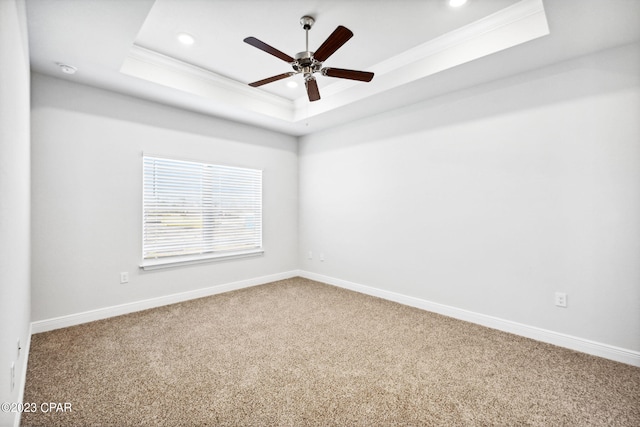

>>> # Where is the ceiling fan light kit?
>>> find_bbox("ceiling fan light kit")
[244,16,374,102]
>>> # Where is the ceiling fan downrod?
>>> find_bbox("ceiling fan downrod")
[296,16,319,80]
[300,15,314,51]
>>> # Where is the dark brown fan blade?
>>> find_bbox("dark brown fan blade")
[322,67,374,82]
[244,37,294,63]
[249,72,296,87]
[313,26,353,62]
[305,77,321,102]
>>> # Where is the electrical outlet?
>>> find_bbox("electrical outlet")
[120,272,129,284]
[308,251,313,260]
[320,253,325,262]
[555,292,567,308]
[17,339,21,359]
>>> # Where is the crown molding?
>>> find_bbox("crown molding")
[375,0,547,77]
[292,0,548,119]
[121,0,548,125]
[121,44,295,121]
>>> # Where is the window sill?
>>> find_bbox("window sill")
[140,249,264,271]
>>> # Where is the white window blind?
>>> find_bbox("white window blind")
[142,156,262,268]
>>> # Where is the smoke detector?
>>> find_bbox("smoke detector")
[57,63,77,74]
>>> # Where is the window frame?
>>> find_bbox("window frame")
[140,154,263,270]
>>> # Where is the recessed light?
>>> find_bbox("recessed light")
[449,0,468,7]
[177,32,195,45]
[286,80,299,89]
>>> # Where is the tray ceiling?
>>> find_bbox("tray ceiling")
[26,0,640,136]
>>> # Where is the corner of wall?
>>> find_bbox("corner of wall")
[0,1,32,426]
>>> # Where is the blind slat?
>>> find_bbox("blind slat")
[143,156,262,260]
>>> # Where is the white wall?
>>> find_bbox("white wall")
[31,74,298,322]
[299,43,640,353]
[24,34,640,366]
[0,0,31,425]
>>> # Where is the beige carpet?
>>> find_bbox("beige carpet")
[22,277,640,426]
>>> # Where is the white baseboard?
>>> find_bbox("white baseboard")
[31,271,299,334]
[13,322,32,427]
[29,270,640,367]
[299,271,640,367]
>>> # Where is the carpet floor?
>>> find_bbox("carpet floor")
[22,277,640,426]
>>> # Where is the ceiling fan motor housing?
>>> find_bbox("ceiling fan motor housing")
[293,51,322,77]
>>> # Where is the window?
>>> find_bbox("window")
[141,155,262,269]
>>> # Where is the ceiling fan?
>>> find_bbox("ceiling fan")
[243,16,374,102]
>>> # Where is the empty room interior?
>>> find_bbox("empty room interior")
[1,0,639,425]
